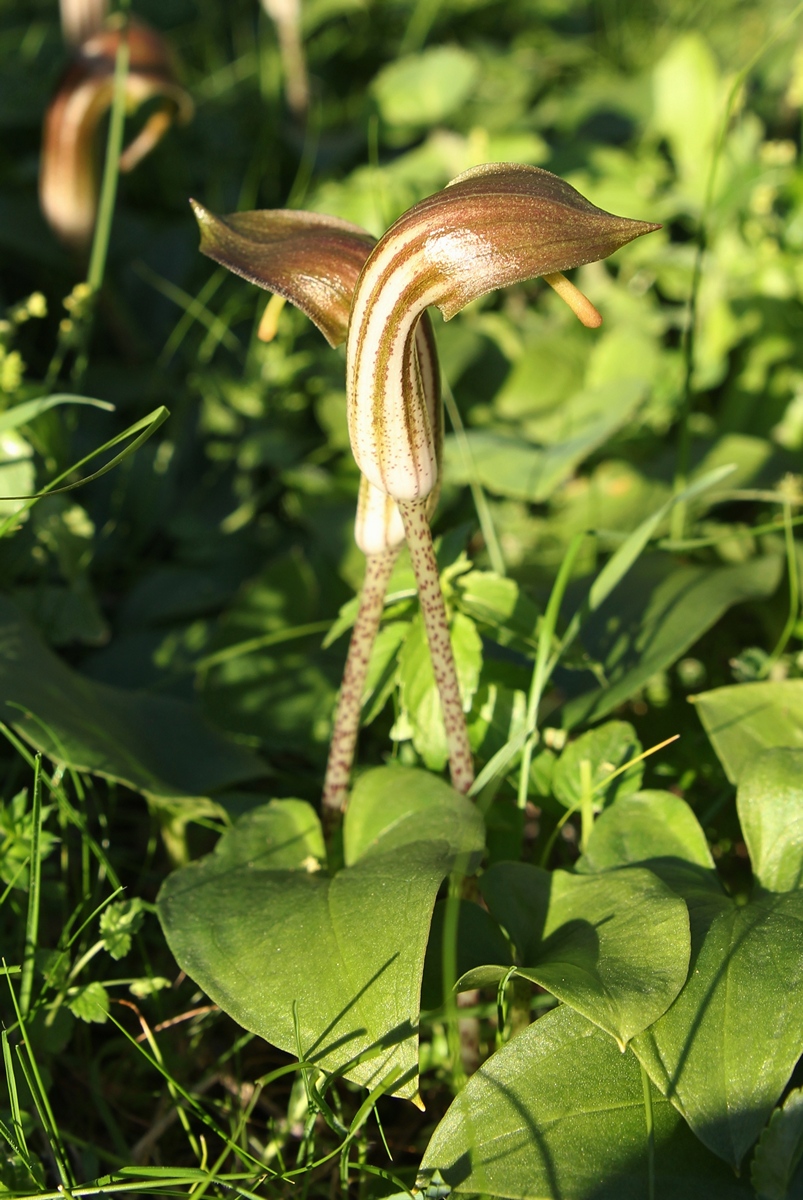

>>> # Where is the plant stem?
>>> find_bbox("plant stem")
[20,755,43,1018]
[766,496,799,671]
[579,758,594,852]
[442,379,505,577]
[398,498,474,794]
[322,547,399,816]
[517,532,585,809]
[85,22,129,297]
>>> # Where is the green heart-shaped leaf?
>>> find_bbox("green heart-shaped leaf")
[418,1005,750,1200]
[157,766,484,1098]
[551,720,643,810]
[633,890,803,1168]
[580,780,803,1167]
[477,861,690,1047]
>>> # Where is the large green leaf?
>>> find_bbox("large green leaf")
[478,862,689,1047]
[694,681,803,783]
[633,889,803,1168]
[343,765,485,865]
[418,1005,749,1200]
[157,767,484,1098]
[584,778,803,1168]
[0,596,264,803]
[561,553,783,728]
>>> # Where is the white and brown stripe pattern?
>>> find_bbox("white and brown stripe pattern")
[346,162,658,502]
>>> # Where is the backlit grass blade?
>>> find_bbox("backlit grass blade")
[0,405,170,538]
[19,754,43,1017]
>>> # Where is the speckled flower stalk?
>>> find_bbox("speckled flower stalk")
[192,203,444,811]
[321,545,398,813]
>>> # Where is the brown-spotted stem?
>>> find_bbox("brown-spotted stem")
[322,546,400,815]
[398,498,474,795]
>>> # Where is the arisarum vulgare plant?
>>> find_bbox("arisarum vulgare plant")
[192,164,659,814]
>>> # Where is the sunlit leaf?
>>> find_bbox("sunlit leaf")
[419,1005,749,1200]
[158,766,484,1098]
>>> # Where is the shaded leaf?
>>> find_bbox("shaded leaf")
[633,888,803,1168]
[576,789,715,875]
[580,783,803,1167]
[444,379,645,502]
[752,1088,803,1200]
[344,766,484,867]
[562,553,783,728]
[421,899,512,1011]
[0,596,265,804]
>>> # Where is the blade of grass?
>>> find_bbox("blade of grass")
[5,972,75,1189]
[19,754,43,1017]
[101,1005,271,1174]
[158,268,229,366]
[472,465,733,798]
[0,395,114,436]
[766,495,800,671]
[442,379,505,577]
[85,17,129,296]
[0,722,122,895]
[0,405,170,537]
[194,620,331,672]
[133,262,242,358]
[2,1027,29,1160]
[514,531,586,810]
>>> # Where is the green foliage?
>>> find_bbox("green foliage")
[695,681,803,782]
[475,862,690,1047]
[99,899,146,960]
[157,767,484,1097]
[2,0,803,1194]
[419,1006,750,1200]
